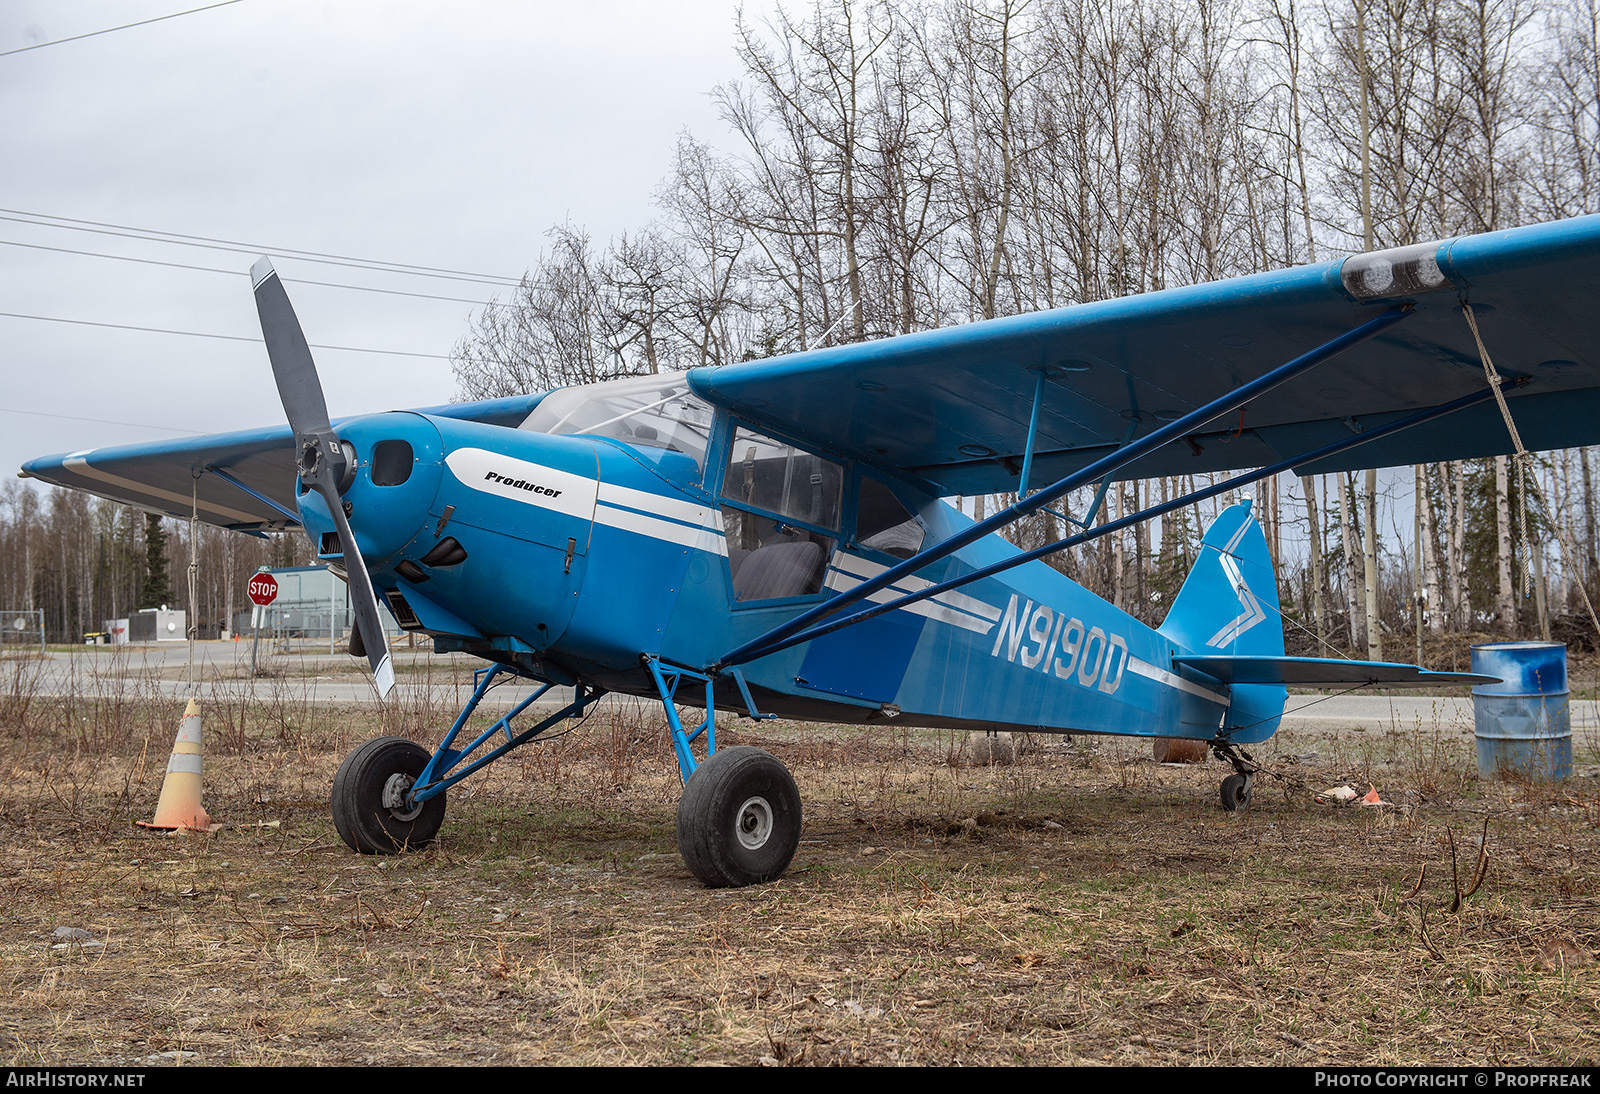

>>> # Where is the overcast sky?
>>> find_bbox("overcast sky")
[2,0,767,487]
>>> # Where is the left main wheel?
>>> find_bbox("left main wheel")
[676,746,801,888]
[331,736,446,854]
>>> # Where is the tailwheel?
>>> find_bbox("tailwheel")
[1219,772,1253,812]
[676,746,801,888]
[331,735,446,853]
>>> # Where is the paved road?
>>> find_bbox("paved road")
[19,641,1597,732]
[1278,692,1600,732]
[19,641,628,713]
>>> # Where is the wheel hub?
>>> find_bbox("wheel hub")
[381,772,424,821]
[734,795,773,850]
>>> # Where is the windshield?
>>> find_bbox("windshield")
[519,374,715,468]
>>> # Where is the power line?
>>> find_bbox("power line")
[0,406,202,435]
[0,309,454,361]
[0,238,523,308]
[0,208,522,286]
[0,1,247,59]
[0,212,518,288]
[0,308,515,370]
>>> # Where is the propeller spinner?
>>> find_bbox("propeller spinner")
[250,257,395,698]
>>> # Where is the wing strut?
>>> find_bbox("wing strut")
[713,305,1412,672]
[202,465,302,525]
[1017,367,1048,498]
[1018,371,1135,529]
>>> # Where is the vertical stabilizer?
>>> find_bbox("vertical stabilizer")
[1159,500,1282,656]
[1159,500,1286,741]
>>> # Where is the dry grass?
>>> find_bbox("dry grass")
[0,667,1597,1066]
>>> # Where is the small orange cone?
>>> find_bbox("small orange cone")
[137,699,221,832]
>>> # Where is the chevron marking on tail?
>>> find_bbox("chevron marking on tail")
[1205,516,1268,648]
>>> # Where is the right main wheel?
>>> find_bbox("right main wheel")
[676,746,801,888]
[331,735,446,854]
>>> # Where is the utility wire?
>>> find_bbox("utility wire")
[0,310,453,361]
[0,1,247,59]
[0,308,515,370]
[0,209,522,286]
[0,238,525,308]
[0,406,202,435]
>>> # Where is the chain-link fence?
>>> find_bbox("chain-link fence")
[0,611,45,652]
[238,566,403,654]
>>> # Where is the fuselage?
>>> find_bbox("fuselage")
[303,375,1282,746]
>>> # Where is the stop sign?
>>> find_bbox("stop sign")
[248,572,279,606]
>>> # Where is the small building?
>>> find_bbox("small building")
[232,565,403,646]
[128,608,186,642]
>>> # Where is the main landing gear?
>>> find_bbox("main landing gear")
[646,657,802,888]
[327,659,803,889]
[330,665,604,857]
[677,746,801,888]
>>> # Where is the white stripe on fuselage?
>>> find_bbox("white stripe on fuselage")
[829,553,1002,623]
[595,497,727,555]
[825,552,1001,635]
[835,555,1232,707]
[448,447,727,553]
[445,447,599,518]
[1126,657,1231,706]
[596,481,712,530]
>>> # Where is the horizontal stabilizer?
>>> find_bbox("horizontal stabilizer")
[1173,655,1498,688]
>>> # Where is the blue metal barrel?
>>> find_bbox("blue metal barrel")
[1470,642,1572,781]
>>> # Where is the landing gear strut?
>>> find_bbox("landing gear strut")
[328,666,603,854]
[647,656,801,888]
[325,658,804,889]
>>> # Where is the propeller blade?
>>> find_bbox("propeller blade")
[323,495,395,697]
[250,257,332,438]
[251,256,394,698]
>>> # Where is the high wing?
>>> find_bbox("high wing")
[19,393,546,531]
[687,216,1600,496]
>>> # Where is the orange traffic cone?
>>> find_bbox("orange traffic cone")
[137,699,221,832]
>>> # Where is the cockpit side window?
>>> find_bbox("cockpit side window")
[723,427,843,532]
[854,475,924,559]
[718,426,843,602]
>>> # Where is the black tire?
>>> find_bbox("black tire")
[331,736,446,854]
[676,746,801,888]
[1220,772,1252,812]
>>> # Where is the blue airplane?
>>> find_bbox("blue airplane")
[25,216,1600,887]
